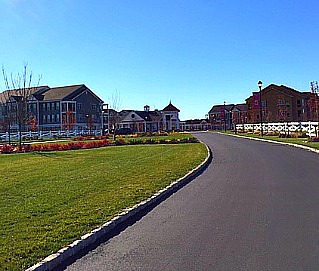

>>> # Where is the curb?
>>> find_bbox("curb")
[221,132,319,154]
[26,143,212,271]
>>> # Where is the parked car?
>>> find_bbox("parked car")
[114,128,133,135]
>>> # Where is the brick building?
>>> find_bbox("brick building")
[245,84,314,123]
[208,103,248,130]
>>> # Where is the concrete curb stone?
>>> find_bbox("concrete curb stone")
[25,142,212,271]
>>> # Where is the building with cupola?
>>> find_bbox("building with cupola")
[118,102,180,132]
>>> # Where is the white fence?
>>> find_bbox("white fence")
[0,129,103,142]
[235,121,319,137]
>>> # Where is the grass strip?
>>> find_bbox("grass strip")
[0,143,207,271]
[224,132,319,150]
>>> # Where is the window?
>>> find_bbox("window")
[52,114,55,122]
[131,113,135,118]
[69,103,75,111]
[62,103,67,112]
[77,103,82,111]
[261,101,267,107]
[56,114,60,122]
[91,104,97,111]
[43,115,46,122]
[56,102,60,110]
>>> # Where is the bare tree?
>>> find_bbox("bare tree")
[109,89,122,139]
[62,109,76,131]
[0,85,14,144]
[0,64,41,148]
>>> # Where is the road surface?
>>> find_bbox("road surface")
[64,132,319,271]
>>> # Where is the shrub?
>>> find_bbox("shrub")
[0,144,14,154]
[265,131,278,136]
[308,137,319,142]
[279,133,291,138]
[115,138,125,145]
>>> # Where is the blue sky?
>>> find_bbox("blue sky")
[0,0,319,120]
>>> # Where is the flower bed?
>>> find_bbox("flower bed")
[0,139,111,154]
[0,137,199,154]
[308,137,319,142]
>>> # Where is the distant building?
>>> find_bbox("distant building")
[162,102,180,131]
[245,84,313,123]
[118,102,180,132]
[208,103,248,130]
[180,119,211,131]
[207,84,319,129]
[0,84,103,132]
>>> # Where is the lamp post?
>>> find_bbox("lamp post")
[224,101,226,132]
[258,80,263,137]
[102,103,109,135]
[85,114,91,135]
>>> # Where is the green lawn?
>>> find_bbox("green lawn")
[226,132,319,150]
[0,143,207,271]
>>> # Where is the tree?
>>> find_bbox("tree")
[27,115,38,132]
[0,64,41,147]
[85,114,93,134]
[62,109,76,131]
[108,89,121,139]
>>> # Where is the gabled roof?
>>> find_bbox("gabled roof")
[262,84,307,98]
[209,104,235,113]
[162,102,180,112]
[120,110,162,122]
[233,103,248,111]
[0,84,104,103]
[38,84,103,103]
[40,84,84,101]
[0,86,49,103]
[135,110,162,121]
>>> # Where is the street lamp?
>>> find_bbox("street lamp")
[258,80,263,137]
[85,114,91,135]
[102,103,109,134]
[223,101,227,132]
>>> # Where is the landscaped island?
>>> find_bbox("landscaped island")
[0,133,207,271]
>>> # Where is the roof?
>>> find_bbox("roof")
[135,110,162,121]
[162,102,180,112]
[233,103,248,111]
[246,84,310,102]
[41,84,85,101]
[260,84,309,98]
[0,86,49,103]
[209,104,235,113]
[183,119,209,124]
[0,84,104,103]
